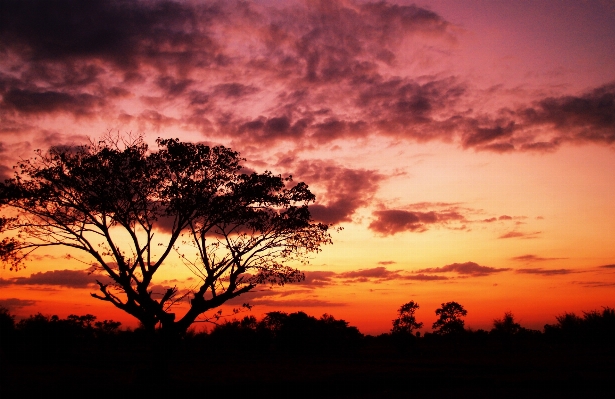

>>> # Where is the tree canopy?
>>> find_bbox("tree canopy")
[432,301,467,335]
[391,301,423,335]
[0,137,331,335]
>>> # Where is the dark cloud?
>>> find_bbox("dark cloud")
[212,83,259,99]
[1,88,104,116]
[377,261,396,265]
[369,208,465,235]
[0,0,218,69]
[599,264,615,269]
[0,0,615,155]
[156,76,193,97]
[298,271,337,287]
[516,268,574,276]
[0,0,612,168]
[0,0,467,148]
[521,83,615,145]
[0,298,37,309]
[462,121,516,149]
[339,267,402,280]
[461,83,615,152]
[415,261,511,277]
[404,273,449,281]
[0,269,111,288]
[511,254,568,262]
[571,281,615,288]
[292,160,384,224]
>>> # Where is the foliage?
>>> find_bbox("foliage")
[491,311,522,336]
[0,136,331,335]
[432,301,467,335]
[544,307,615,343]
[209,311,363,353]
[0,306,16,346]
[391,301,423,335]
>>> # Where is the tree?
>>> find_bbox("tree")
[432,301,467,335]
[491,311,522,336]
[391,301,423,335]
[0,137,331,336]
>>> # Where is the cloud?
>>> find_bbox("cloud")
[291,160,384,224]
[0,0,218,70]
[339,267,403,280]
[571,281,615,288]
[0,269,111,288]
[1,0,613,160]
[599,264,615,269]
[521,83,615,146]
[377,261,396,265]
[415,261,511,277]
[298,271,337,287]
[459,82,615,152]
[369,208,465,235]
[2,89,105,116]
[498,231,541,239]
[0,297,37,309]
[404,274,449,281]
[516,268,574,276]
[511,254,568,262]
[294,266,454,286]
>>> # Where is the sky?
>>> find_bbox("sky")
[1,0,614,335]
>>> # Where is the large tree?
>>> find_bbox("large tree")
[0,137,331,335]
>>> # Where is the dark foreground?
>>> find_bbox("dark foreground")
[2,309,615,397]
[2,339,614,398]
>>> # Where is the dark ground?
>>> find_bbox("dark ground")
[2,341,614,397]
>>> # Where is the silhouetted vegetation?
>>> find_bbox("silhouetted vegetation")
[391,301,423,336]
[543,307,615,345]
[1,305,614,396]
[0,137,331,337]
[431,301,467,335]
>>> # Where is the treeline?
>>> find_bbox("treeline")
[2,304,615,356]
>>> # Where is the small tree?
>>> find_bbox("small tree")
[0,137,331,336]
[432,301,467,335]
[391,301,423,335]
[491,311,522,336]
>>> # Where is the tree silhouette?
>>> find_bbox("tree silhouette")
[0,137,331,336]
[432,301,467,335]
[491,311,522,336]
[391,301,423,335]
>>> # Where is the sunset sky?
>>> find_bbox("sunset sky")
[1,0,614,335]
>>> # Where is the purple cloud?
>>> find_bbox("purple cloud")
[415,261,511,277]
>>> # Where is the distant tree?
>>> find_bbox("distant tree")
[544,307,615,343]
[391,301,423,335]
[491,311,522,335]
[258,311,361,352]
[0,306,16,346]
[0,136,331,337]
[432,301,467,335]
